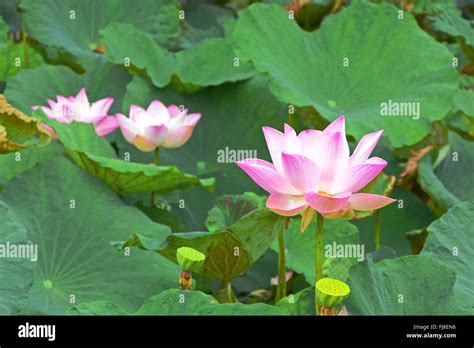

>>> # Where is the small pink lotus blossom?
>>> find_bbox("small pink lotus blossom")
[237,117,395,226]
[116,100,201,152]
[32,88,117,137]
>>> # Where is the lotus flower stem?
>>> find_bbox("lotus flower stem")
[22,21,29,69]
[315,212,324,315]
[150,147,160,207]
[375,210,381,250]
[275,218,288,301]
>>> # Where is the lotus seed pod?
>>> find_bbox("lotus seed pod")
[316,277,350,308]
[176,247,205,272]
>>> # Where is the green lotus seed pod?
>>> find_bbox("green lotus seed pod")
[316,277,350,308]
[176,247,205,272]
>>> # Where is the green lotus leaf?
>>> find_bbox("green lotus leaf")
[120,208,282,282]
[345,255,464,315]
[0,41,45,82]
[453,89,474,117]
[100,22,175,88]
[205,192,266,232]
[0,94,49,153]
[276,287,315,316]
[421,201,474,313]
[0,142,64,185]
[175,37,255,88]
[423,1,474,47]
[418,132,474,213]
[20,0,180,65]
[271,217,360,284]
[0,156,180,314]
[100,22,254,89]
[0,201,35,314]
[232,1,458,147]
[179,3,234,48]
[70,289,287,315]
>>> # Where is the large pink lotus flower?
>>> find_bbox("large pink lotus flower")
[237,116,395,225]
[32,88,117,137]
[116,100,201,152]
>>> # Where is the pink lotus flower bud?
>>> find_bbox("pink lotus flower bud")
[32,88,116,137]
[236,117,395,230]
[116,100,201,152]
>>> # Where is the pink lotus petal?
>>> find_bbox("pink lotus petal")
[323,116,345,138]
[117,114,140,144]
[93,116,118,137]
[349,130,383,166]
[144,124,168,145]
[46,98,57,108]
[298,129,322,161]
[266,193,307,216]
[316,131,349,192]
[162,125,193,148]
[168,104,182,118]
[304,191,351,214]
[236,159,300,195]
[262,126,287,173]
[349,193,396,211]
[281,152,320,192]
[184,113,201,126]
[90,97,114,117]
[129,104,146,122]
[74,88,89,106]
[336,157,387,193]
[283,123,301,154]
[147,100,169,121]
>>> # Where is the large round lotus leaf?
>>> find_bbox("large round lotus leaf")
[20,0,180,65]
[120,75,287,229]
[0,201,35,314]
[0,156,180,314]
[422,202,474,312]
[120,208,282,282]
[418,132,474,212]
[232,2,458,147]
[346,255,463,315]
[271,217,360,284]
[99,22,175,88]
[0,142,64,185]
[69,289,287,315]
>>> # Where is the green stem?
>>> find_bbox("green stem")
[150,147,160,207]
[315,212,324,315]
[375,210,381,250]
[275,219,287,302]
[226,282,234,303]
[21,21,29,69]
[220,281,234,303]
